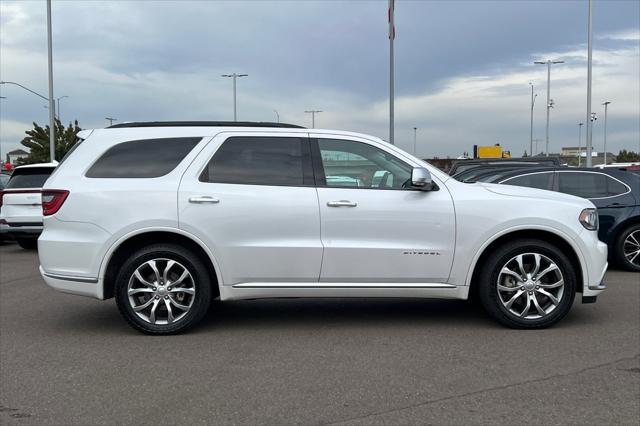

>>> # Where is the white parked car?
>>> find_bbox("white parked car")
[38,122,607,334]
[0,163,57,249]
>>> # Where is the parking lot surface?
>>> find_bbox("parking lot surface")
[1,241,639,425]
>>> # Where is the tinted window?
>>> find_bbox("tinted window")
[6,167,55,189]
[558,172,609,198]
[318,139,412,189]
[606,177,628,196]
[502,173,553,190]
[201,137,305,186]
[86,137,201,178]
[0,174,9,190]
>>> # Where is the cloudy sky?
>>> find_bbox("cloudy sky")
[1,0,638,158]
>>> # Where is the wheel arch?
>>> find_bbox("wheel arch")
[100,228,222,300]
[467,228,585,295]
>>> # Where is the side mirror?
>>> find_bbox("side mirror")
[411,167,435,191]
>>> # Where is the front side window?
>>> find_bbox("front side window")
[558,172,609,198]
[317,139,412,189]
[86,137,201,178]
[201,137,307,186]
[502,172,553,190]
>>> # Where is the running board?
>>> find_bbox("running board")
[231,282,456,289]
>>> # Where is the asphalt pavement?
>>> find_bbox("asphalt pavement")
[1,241,638,425]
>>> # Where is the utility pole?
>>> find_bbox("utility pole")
[304,110,322,128]
[534,59,564,156]
[46,0,56,163]
[533,138,544,156]
[105,117,117,126]
[413,127,417,155]
[602,101,611,165]
[585,0,594,167]
[221,73,248,121]
[529,82,537,157]
[388,0,395,144]
[578,122,584,167]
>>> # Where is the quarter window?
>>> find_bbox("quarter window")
[502,173,553,190]
[558,172,627,198]
[317,139,412,189]
[201,137,307,186]
[86,137,201,178]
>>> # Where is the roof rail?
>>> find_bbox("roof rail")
[107,121,305,129]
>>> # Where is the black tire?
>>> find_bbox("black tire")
[16,238,38,250]
[115,244,213,335]
[614,224,640,272]
[477,239,576,329]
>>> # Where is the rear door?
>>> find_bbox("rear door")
[178,132,323,286]
[1,167,53,224]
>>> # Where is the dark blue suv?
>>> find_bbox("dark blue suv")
[477,167,640,272]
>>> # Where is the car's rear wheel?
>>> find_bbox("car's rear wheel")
[115,244,212,335]
[16,238,38,250]
[478,239,576,329]
[615,224,640,272]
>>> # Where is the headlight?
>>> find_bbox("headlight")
[579,208,598,231]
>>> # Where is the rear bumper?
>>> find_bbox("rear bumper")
[39,266,102,299]
[0,223,42,238]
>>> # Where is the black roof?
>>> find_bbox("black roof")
[107,121,305,129]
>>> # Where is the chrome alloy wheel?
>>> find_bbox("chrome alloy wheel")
[496,253,565,320]
[127,259,196,325]
[623,230,640,267]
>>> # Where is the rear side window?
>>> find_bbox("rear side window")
[200,137,308,186]
[502,173,553,190]
[557,172,627,198]
[86,137,201,178]
[6,167,55,189]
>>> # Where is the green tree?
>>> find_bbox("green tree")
[19,119,82,164]
[616,149,640,162]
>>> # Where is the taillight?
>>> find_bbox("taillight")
[41,190,69,216]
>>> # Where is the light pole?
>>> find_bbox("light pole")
[221,73,248,121]
[304,110,322,128]
[413,127,418,155]
[529,82,537,157]
[602,101,611,165]
[46,0,56,162]
[0,81,49,102]
[105,117,117,126]
[56,95,68,121]
[578,122,584,167]
[273,110,280,123]
[534,59,564,156]
[388,0,395,145]
[585,0,594,167]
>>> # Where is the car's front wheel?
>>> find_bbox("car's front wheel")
[478,239,576,329]
[115,244,212,334]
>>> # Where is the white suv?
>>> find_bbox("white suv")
[38,122,608,334]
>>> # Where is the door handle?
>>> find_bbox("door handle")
[327,200,357,207]
[189,196,220,204]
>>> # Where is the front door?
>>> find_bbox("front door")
[312,136,456,283]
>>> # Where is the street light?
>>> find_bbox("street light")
[56,95,68,121]
[529,82,537,157]
[578,122,584,167]
[304,110,322,128]
[273,109,280,123]
[413,127,418,155]
[105,117,117,126]
[0,81,49,101]
[602,101,611,165]
[534,59,564,156]
[585,0,594,167]
[221,73,248,121]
